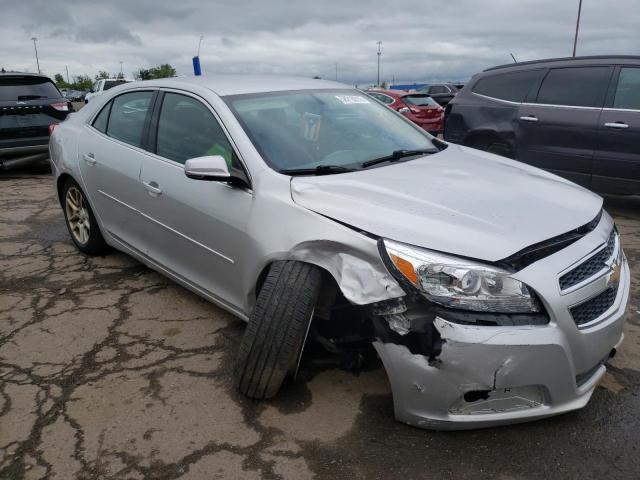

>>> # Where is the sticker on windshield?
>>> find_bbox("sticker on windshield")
[335,95,370,105]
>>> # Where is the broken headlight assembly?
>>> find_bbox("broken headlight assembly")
[382,239,540,313]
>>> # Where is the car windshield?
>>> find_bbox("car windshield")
[0,77,61,101]
[402,94,440,107]
[224,89,436,173]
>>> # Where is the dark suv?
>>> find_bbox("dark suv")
[418,83,459,106]
[444,56,640,195]
[0,72,72,170]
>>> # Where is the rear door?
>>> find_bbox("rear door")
[137,91,253,310]
[516,66,612,188]
[78,90,156,248]
[593,66,640,194]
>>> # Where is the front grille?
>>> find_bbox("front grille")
[559,229,616,290]
[570,283,618,326]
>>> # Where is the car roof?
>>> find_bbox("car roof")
[0,71,52,80]
[484,55,640,72]
[128,75,351,96]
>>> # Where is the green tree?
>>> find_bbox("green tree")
[72,75,93,91]
[95,70,110,80]
[54,73,68,88]
[135,64,176,80]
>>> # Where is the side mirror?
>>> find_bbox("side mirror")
[184,155,231,181]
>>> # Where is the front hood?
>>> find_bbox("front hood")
[290,144,603,262]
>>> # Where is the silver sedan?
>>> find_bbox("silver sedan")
[48,76,630,429]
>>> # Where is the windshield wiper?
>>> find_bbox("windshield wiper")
[279,165,356,176]
[362,148,435,168]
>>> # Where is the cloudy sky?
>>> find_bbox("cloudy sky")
[1,0,639,86]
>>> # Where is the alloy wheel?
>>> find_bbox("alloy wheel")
[65,186,90,245]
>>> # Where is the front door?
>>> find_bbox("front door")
[137,91,253,311]
[516,66,612,188]
[78,90,155,249]
[593,66,640,194]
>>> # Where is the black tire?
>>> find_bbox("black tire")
[235,261,322,399]
[486,142,514,158]
[62,178,109,255]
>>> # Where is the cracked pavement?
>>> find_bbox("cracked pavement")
[1,166,639,480]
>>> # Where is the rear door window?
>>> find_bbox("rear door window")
[613,67,640,110]
[0,76,61,101]
[155,93,239,168]
[105,91,153,148]
[402,94,439,107]
[472,69,546,102]
[429,85,448,94]
[535,67,610,107]
[369,93,394,105]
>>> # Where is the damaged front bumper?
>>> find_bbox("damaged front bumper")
[372,237,629,430]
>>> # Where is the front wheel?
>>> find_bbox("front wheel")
[62,178,108,255]
[235,261,322,399]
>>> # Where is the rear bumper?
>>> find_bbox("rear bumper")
[0,137,49,156]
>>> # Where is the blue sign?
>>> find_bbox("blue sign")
[192,56,202,76]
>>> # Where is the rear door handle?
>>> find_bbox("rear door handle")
[604,122,629,129]
[82,153,96,165]
[143,181,162,195]
[519,115,538,122]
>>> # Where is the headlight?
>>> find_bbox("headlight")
[383,239,540,313]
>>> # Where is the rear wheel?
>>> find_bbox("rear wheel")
[62,178,108,255]
[468,137,514,158]
[235,261,322,399]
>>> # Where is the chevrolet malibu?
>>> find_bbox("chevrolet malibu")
[49,76,630,430]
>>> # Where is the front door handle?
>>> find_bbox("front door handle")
[82,153,96,165]
[143,181,162,195]
[519,115,538,122]
[604,122,629,129]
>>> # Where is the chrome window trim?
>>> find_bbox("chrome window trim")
[470,91,521,105]
[470,93,605,111]
[602,107,640,113]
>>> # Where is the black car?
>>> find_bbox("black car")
[444,55,640,195]
[418,83,459,106]
[0,72,72,170]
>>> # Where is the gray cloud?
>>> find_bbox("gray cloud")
[1,0,639,85]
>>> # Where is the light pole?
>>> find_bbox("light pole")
[119,61,123,78]
[572,0,583,57]
[376,41,382,87]
[31,37,40,74]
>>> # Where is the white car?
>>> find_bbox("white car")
[84,78,130,104]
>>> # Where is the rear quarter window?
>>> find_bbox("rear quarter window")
[472,69,545,102]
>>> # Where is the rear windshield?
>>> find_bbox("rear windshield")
[0,76,61,101]
[104,80,128,91]
[402,94,439,107]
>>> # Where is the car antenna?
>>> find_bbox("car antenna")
[510,53,518,63]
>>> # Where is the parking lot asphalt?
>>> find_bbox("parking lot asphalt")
[1,166,639,480]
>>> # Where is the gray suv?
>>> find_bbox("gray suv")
[444,56,640,195]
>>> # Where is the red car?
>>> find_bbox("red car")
[367,88,444,134]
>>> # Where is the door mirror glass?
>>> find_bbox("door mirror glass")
[184,155,231,181]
